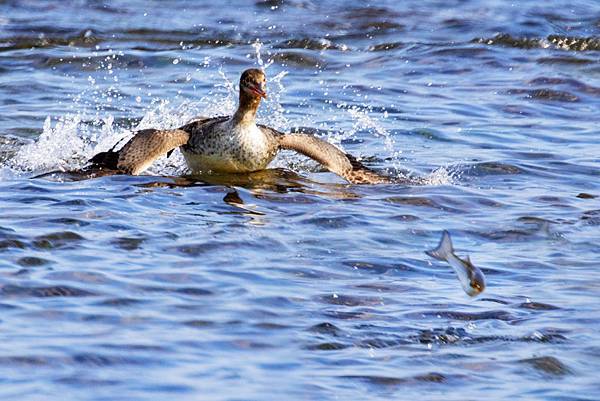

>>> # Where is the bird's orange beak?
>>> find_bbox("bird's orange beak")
[250,83,267,99]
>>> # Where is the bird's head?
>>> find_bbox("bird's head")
[240,68,267,99]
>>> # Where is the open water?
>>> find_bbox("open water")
[0,1,599,400]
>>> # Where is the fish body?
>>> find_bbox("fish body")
[426,230,485,296]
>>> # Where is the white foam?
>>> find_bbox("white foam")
[421,165,456,186]
[8,115,87,173]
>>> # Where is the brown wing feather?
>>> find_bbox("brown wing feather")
[115,129,190,175]
[277,133,390,184]
[179,116,229,136]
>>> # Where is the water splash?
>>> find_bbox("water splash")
[346,106,396,151]
[252,40,274,69]
[215,68,237,105]
[261,70,290,130]
[344,105,405,172]
[8,115,88,173]
[421,165,456,186]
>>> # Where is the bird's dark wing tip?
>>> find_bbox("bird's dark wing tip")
[343,153,391,184]
[88,150,119,170]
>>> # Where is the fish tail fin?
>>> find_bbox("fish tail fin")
[425,230,454,261]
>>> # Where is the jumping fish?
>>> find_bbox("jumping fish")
[426,230,486,296]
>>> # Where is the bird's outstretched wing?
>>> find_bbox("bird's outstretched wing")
[88,116,228,175]
[88,129,190,175]
[266,128,390,184]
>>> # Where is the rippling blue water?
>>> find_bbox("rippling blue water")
[0,1,599,400]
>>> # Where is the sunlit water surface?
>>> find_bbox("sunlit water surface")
[0,1,599,400]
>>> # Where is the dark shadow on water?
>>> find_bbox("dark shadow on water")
[30,167,421,201]
[31,168,124,181]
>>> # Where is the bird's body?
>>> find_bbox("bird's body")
[89,69,390,184]
[179,117,279,174]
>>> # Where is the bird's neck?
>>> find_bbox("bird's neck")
[232,91,261,125]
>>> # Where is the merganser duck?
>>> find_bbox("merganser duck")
[89,69,389,184]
